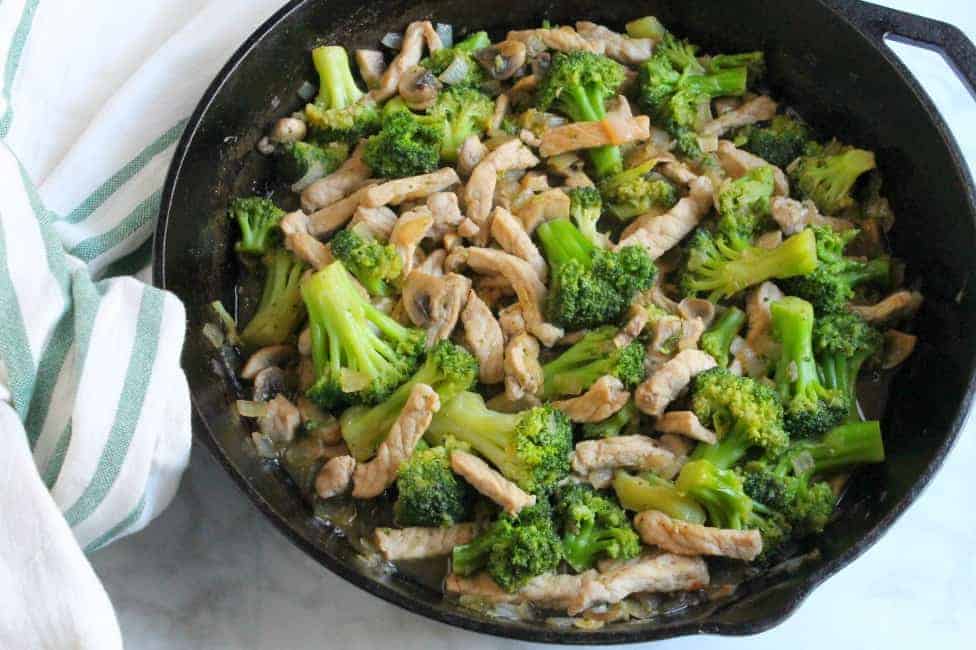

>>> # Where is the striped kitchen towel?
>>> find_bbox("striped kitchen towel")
[0,1,286,647]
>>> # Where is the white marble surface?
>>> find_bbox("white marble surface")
[94,1,976,647]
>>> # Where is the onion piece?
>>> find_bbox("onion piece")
[696,134,719,153]
[237,400,269,418]
[435,23,454,48]
[438,55,469,85]
[297,80,316,101]
[381,32,403,50]
[202,323,224,349]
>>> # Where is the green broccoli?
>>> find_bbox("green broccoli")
[554,483,641,572]
[598,160,679,220]
[813,311,884,421]
[716,165,775,247]
[425,391,572,494]
[690,367,788,469]
[340,340,478,461]
[625,16,667,41]
[788,140,876,215]
[329,228,403,296]
[568,186,609,248]
[738,114,811,168]
[276,141,349,192]
[541,326,646,399]
[394,445,473,527]
[704,51,765,81]
[794,419,886,474]
[240,248,306,349]
[452,500,563,592]
[301,261,425,412]
[780,225,891,314]
[612,470,707,524]
[676,458,792,555]
[700,306,746,368]
[421,31,490,88]
[680,226,818,301]
[637,49,748,158]
[536,51,626,178]
[582,401,639,439]
[426,86,493,161]
[228,196,285,255]
[536,218,658,329]
[363,110,443,178]
[770,297,849,437]
[304,46,381,143]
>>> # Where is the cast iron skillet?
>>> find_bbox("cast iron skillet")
[154,0,976,643]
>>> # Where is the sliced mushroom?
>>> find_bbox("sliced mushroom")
[476,40,528,80]
[252,366,288,402]
[270,117,306,144]
[241,344,297,380]
[882,329,917,369]
[398,65,441,110]
[677,298,716,329]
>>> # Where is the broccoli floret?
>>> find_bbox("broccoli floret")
[795,419,886,474]
[425,391,572,494]
[637,51,748,159]
[568,186,609,248]
[302,261,425,412]
[536,51,626,178]
[554,483,640,572]
[788,140,876,215]
[228,196,284,255]
[690,367,788,469]
[704,51,765,81]
[582,400,639,439]
[738,115,811,168]
[780,225,891,314]
[541,326,646,399]
[770,297,849,437]
[276,141,349,192]
[363,110,443,178]
[340,340,478,461]
[612,470,707,524]
[304,46,381,143]
[394,445,473,527]
[598,160,679,220]
[716,165,775,247]
[676,459,792,554]
[426,86,493,161]
[240,249,306,349]
[329,229,402,296]
[536,218,658,329]
[700,306,746,368]
[813,311,883,421]
[421,31,490,88]
[680,227,818,301]
[452,500,562,592]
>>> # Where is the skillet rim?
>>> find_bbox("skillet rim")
[153,0,976,643]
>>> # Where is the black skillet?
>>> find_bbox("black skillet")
[154,0,976,643]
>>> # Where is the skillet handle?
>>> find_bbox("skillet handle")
[825,0,976,101]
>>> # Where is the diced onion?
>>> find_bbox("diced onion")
[340,368,370,392]
[696,134,719,153]
[297,80,316,101]
[202,322,224,349]
[381,32,403,50]
[256,136,276,155]
[437,55,469,85]
[237,400,268,418]
[435,23,454,48]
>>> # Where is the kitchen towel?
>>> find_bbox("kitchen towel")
[0,1,286,647]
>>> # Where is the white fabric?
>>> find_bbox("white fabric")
[0,1,286,648]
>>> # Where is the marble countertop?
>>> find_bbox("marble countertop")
[94,2,976,648]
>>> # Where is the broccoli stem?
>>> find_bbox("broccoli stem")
[771,297,820,402]
[700,306,746,367]
[425,392,519,471]
[625,16,667,40]
[240,249,306,349]
[691,425,757,469]
[683,67,748,98]
[451,527,497,576]
[311,46,364,110]
[536,218,596,270]
[841,256,891,291]
[807,420,884,473]
[675,459,753,529]
[612,471,707,524]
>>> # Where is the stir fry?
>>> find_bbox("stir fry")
[213,15,921,623]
